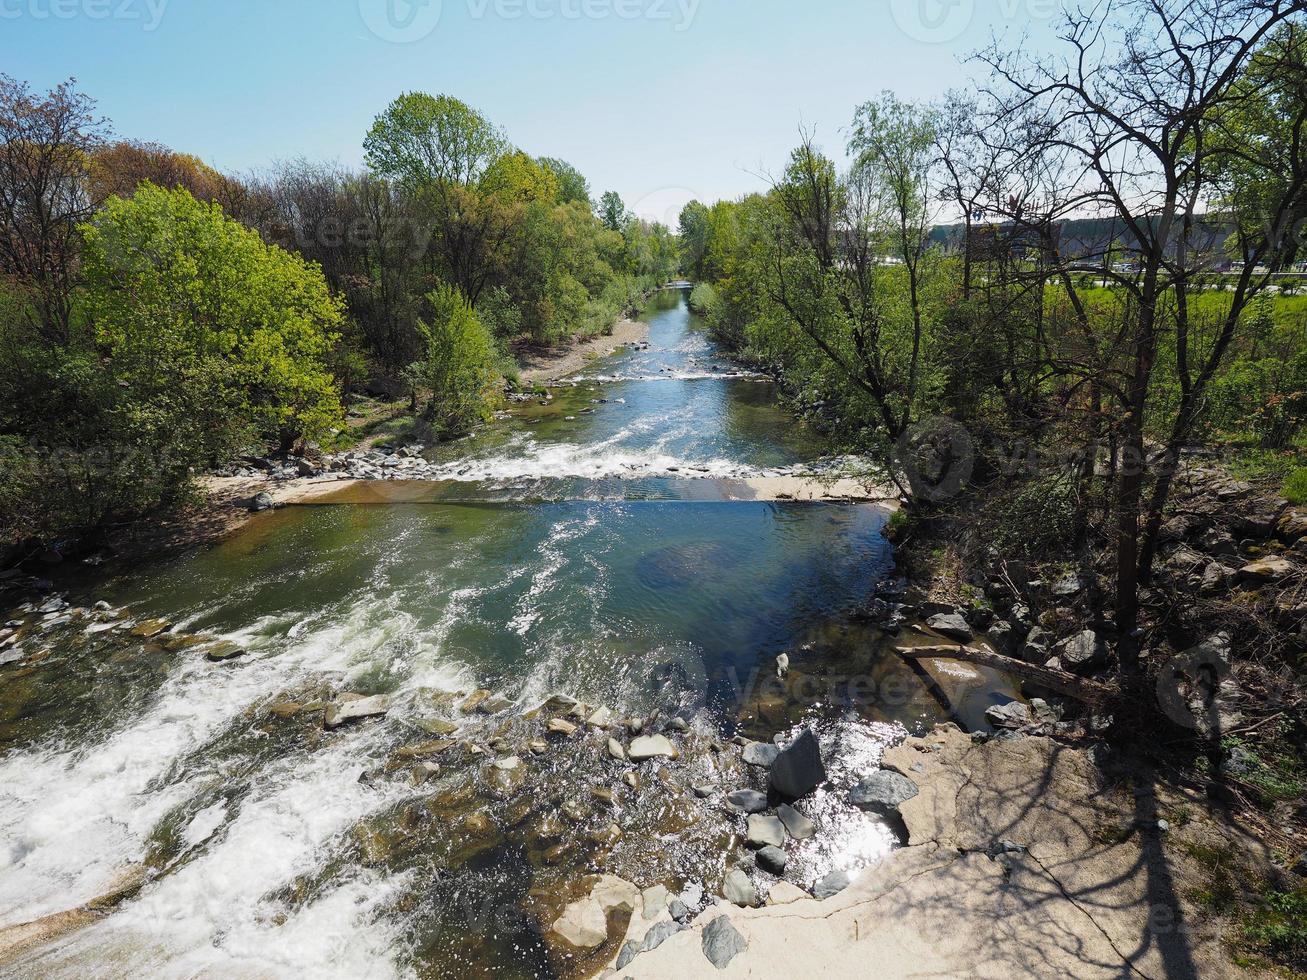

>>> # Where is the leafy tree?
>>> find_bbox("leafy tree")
[363,92,508,189]
[81,183,345,450]
[597,190,627,231]
[89,140,223,203]
[678,200,710,278]
[537,156,591,206]
[413,284,502,436]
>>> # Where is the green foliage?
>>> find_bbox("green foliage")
[82,184,345,448]
[597,190,626,232]
[536,157,590,206]
[363,92,508,188]
[1242,888,1307,971]
[1284,467,1307,504]
[414,284,502,437]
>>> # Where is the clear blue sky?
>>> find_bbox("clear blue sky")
[2,0,1067,223]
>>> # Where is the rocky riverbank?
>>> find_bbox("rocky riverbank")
[514,317,651,384]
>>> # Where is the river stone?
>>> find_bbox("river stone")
[701,914,749,969]
[812,869,851,900]
[1056,630,1105,671]
[616,941,641,969]
[324,695,390,729]
[1020,626,1052,663]
[477,695,514,715]
[460,690,491,713]
[926,611,973,642]
[551,899,608,948]
[726,789,768,813]
[639,918,685,954]
[769,728,825,798]
[741,741,780,767]
[767,881,811,905]
[416,718,459,736]
[587,706,614,728]
[607,737,627,761]
[248,491,274,512]
[204,641,245,663]
[130,618,171,638]
[642,884,669,919]
[985,700,1032,729]
[746,814,786,848]
[1238,556,1298,582]
[548,718,579,737]
[628,734,678,761]
[777,803,816,840]
[849,770,918,814]
[722,868,759,907]
[491,755,521,771]
[755,845,788,874]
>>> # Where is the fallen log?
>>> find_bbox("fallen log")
[894,643,1118,706]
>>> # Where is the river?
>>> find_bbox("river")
[0,289,1016,978]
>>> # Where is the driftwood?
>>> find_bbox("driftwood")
[894,644,1118,706]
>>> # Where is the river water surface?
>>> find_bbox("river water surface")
[0,290,1015,978]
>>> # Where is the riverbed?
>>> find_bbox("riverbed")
[0,289,1019,978]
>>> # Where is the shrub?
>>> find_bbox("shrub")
[414,284,503,437]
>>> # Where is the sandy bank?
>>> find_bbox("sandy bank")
[515,317,650,384]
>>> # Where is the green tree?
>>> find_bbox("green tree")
[414,284,502,436]
[537,156,591,206]
[363,92,508,189]
[82,183,345,450]
[597,190,627,231]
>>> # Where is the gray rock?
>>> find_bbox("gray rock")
[768,728,826,799]
[628,734,678,761]
[849,771,918,815]
[985,700,1032,729]
[987,619,1017,657]
[812,869,851,900]
[722,868,759,907]
[693,784,716,799]
[607,737,627,762]
[777,803,816,840]
[701,914,748,968]
[726,789,768,813]
[640,918,685,953]
[1049,574,1082,598]
[926,611,973,642]
[668,898,691,922]
[742,741,780,767]
[1020,626,1052,663]
[746,814,786,848]
[1056,630,1105,672]
[248,491,274,512]
[616,941,640,969]
[323,695,390,729]
[755,845,788,874]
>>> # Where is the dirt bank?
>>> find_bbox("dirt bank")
[514,317,650,384]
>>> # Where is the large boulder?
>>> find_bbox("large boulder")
[768,729,826,799]
[850,771,918,815]
[985,700,1032,729]
[1278,507,1307,543]
[551,875,639,949]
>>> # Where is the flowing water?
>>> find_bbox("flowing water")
[0,290,1018,978]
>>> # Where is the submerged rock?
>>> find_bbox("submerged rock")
[701,914,749,968]
[849,771,918,815]
[548,718,579,737]
[204,641,245,663]
[607,737,627,761]
[769,729,825,799]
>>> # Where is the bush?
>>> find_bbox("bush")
[414,284,503,437]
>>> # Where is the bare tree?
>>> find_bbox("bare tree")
[0,75,109,346]
[975,0,1307,675]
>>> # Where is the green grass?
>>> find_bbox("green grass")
[1284,467,1307,504]
[1240,887,1307,974]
